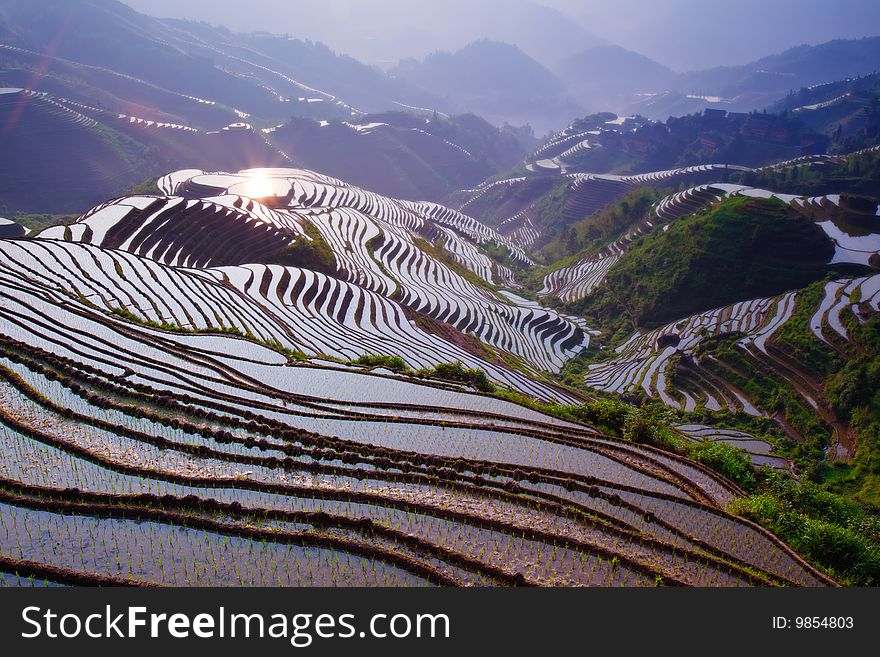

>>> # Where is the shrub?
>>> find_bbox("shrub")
[730,475,880,585]
[573,398,630,434]
[355,354,410,373]
[687,441,756,491]
[428,362,495,392]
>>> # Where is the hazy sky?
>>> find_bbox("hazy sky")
[121,0,880,71]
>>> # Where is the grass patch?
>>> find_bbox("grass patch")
[354,353,410,373]
[125,177,162,196]
[416,361,496,393]
[603,196,835,327]
[538,187,656,265]
[729,473,880,585]
[11,213,79,232]
[274,220,337,275]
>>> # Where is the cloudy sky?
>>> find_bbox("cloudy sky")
[120,0,880,71]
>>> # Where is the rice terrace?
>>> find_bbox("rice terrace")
[0,0,879,591]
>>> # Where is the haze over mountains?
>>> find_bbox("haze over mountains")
[0,0,877,214]
[3,0,880,129]
[113,0,880,126]
[119,0,880,71]
[2,0,879,215]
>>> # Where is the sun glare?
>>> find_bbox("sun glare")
[242,174,276,199]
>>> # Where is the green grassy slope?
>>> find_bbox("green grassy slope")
[603,197,837,327]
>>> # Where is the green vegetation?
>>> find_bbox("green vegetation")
[686,441,757,491]
[738,149,880,198]
[110,306,192,333]
[482,239,525,271]
[544,396,758,490]
[419,361,495,393]
[354,353,409,373]
[730,474,880,585]
[772,73,880,154]
[694,333,832,448]
[352,355,498,394]
[110,306,245,336]
[773,281,839,376]
[525,180,572,252]
[10,213,78,232]
[560,108,823,173]
[109,306,313,363]
[823,314,880,507]
[539,188,657,264]
[260,339,309,362]
[277,220,337,275]
[688,276,880,509]
[125,177,162,196]
[560,285,634,347]
[602,196,835,327]
[520,187,660,314]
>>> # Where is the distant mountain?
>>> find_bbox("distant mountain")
[450,0,606,68]
[393,40,583,133]
[132,0,605,71]
[0,0,447,124]
[0,84,529,213]
[629,37,880,119]
[0,0,534,212]
[397,41,565,98]
[682,37,880,94]
[164,20,447,116]
[556,45,675,111]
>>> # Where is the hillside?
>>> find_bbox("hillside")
[0,88,287,213]
[37,167,588,382]
[0,0,444,120]
[768,72,880,152]
[505,153,880,534]
[602,197,836,327]
[447,107,845,255]
[3,0,880,591]
[0,88,160,213]
[0,82,526,213]
[267,112,526,201]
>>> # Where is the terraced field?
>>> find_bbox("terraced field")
[452,163,753,303]
[0,165,836,587]
[539,216,658,302]
[561,165,749,221]
[536,157,880,304]
[582,273,880,454]
[584,294,797,412]
[39,168,584,382]
[477,153,880,469]
[0,265,831,586]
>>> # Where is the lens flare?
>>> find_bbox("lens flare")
[242,174,276,199]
